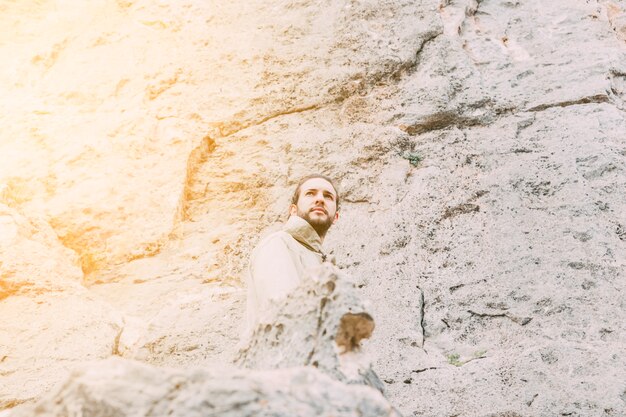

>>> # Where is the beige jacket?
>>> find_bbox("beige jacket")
[245,215,326,330]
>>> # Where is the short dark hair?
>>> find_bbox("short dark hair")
[291,174,340,210]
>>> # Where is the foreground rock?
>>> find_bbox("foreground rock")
[11,357,399,417]
[237,264,381,391]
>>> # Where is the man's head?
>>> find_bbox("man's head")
[289,174,339,240]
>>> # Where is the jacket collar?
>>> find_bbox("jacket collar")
[283,215,324,254]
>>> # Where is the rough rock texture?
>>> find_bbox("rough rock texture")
[0,204,121,408]
[237,264,379,389]
[0,0,438,275]
[1,0,626,416]
[10,358,399,417]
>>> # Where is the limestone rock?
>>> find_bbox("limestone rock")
[0,0,438,275]
[10,357,400,417]
[0,205,121,408]
[90,268,245,369]
[0,203,82,293]
[236,264,381,390]
[1,0,626,416]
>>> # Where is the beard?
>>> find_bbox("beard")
[297,207,334,238]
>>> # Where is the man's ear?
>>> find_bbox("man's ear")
[289,204,297,216]
[332,211,339,224]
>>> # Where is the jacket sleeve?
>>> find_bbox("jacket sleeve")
[248,235,300,325]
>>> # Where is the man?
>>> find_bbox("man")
[245,174,340,331]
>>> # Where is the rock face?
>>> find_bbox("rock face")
[0,204,121,408]
[237,264,380,390]
[10,358,399,417]
[1,0,626,416]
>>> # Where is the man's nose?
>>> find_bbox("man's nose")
[314,192,325,203]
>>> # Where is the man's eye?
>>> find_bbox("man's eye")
[324,194,334,200]
[305,191,314,196]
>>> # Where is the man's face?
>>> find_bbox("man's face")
[289,177,339,237]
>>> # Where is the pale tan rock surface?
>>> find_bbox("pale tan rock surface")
[237,263,380,390]
[1,0,626,416]
[0,204,121,408]
[10,357,399,417]
[0,0,437,274]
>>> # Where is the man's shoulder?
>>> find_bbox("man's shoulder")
[253,229,294,253]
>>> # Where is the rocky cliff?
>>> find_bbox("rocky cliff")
[1,1,625,416]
